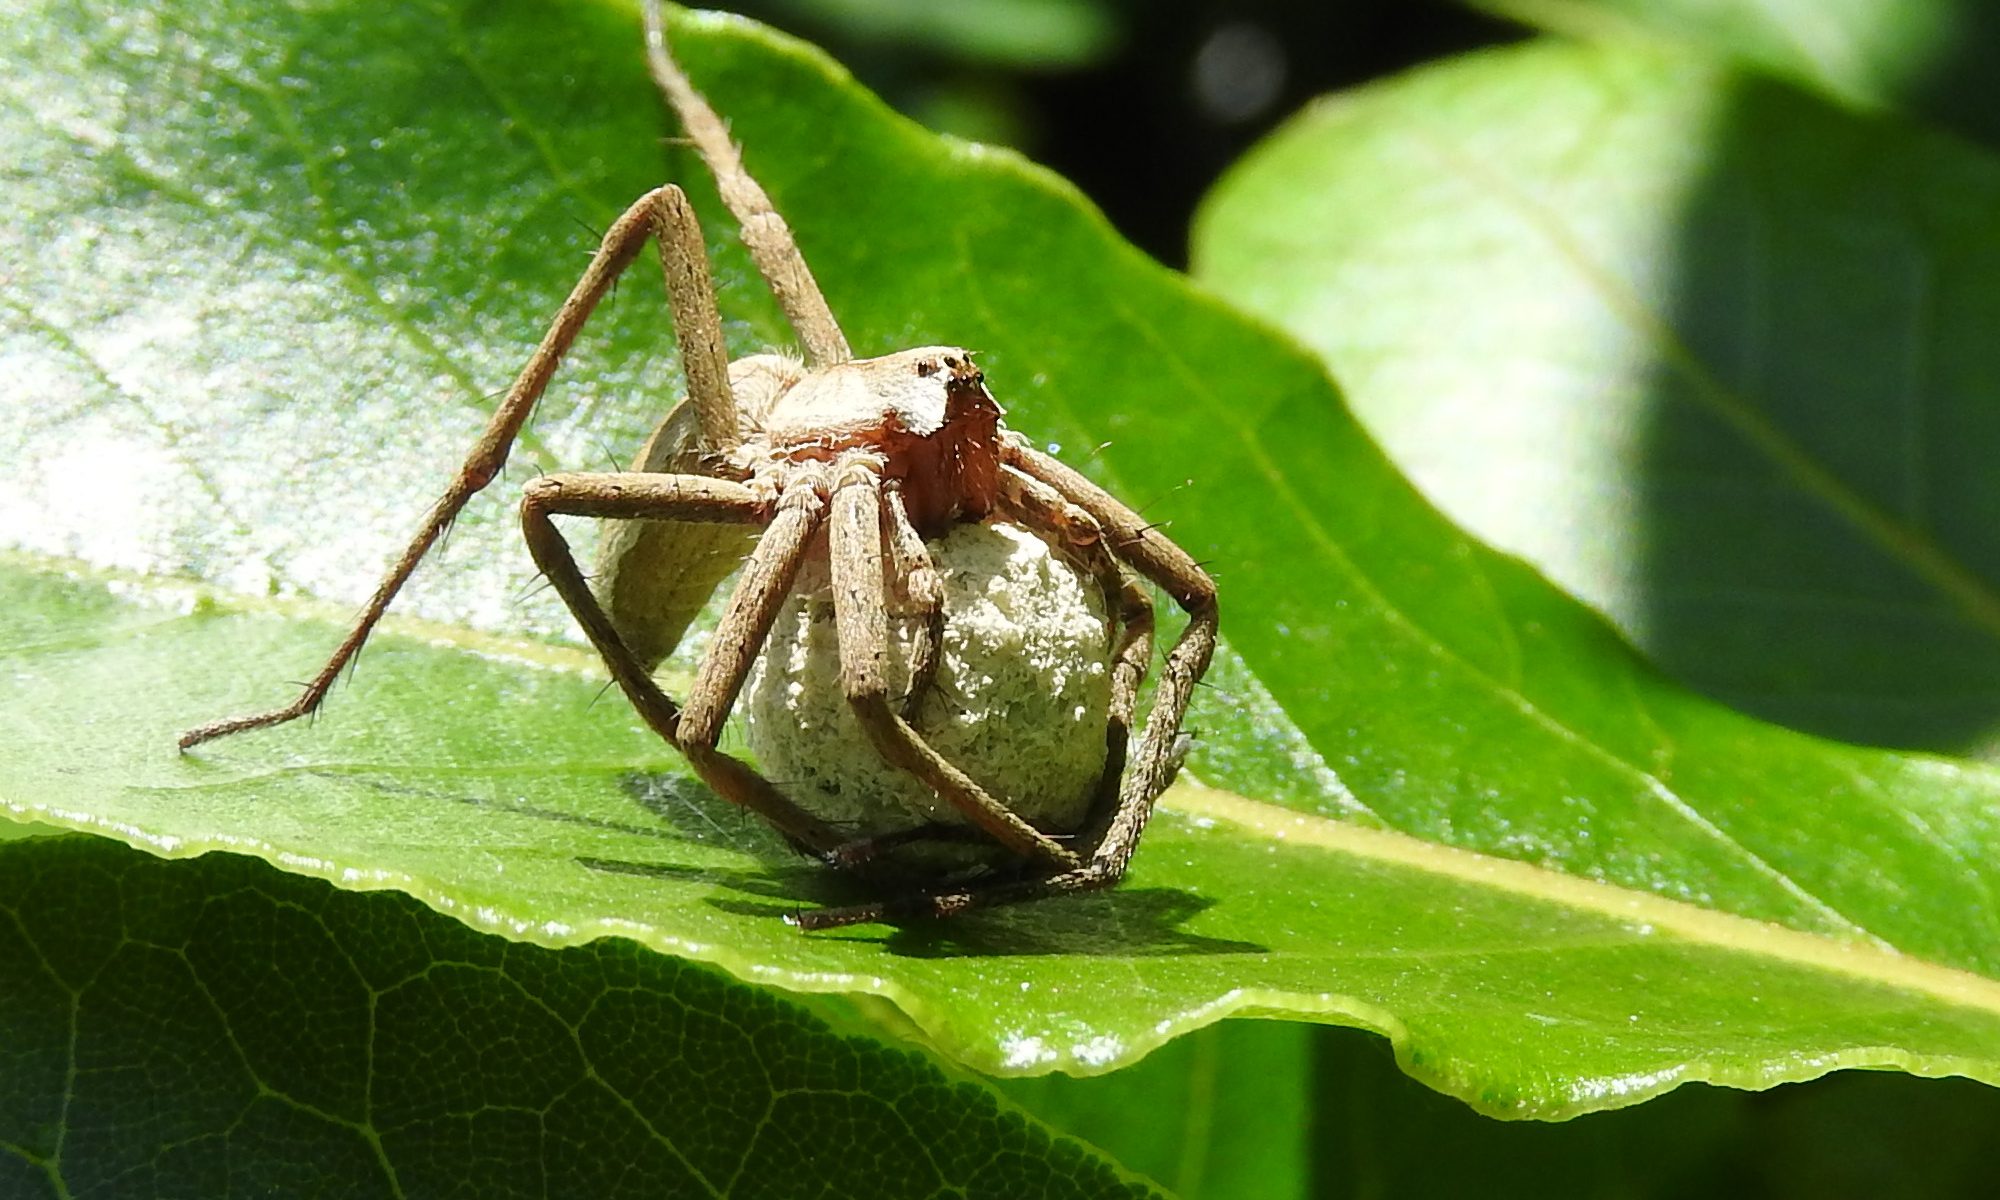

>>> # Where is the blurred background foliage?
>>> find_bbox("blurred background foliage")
[728,0,1516,264]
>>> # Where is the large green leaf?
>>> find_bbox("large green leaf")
[0,835,1157,1198]
[1195,37,2000,759]
[8,0,2000,1124]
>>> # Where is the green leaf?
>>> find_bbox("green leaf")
[9,0,2000,1124]
[1467,0,2000,143]
[1194,37,2000,758]
[0,835,1157,1198]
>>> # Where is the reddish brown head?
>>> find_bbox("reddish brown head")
[760,346,1007,535]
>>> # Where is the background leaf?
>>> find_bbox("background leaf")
[1195,36,2000,759]
[1467,0,2000,145]
[0,835,1157,1198]
[7,0,2000,1130]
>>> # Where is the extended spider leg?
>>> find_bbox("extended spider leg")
[180,184,738,749]
[827,462,1081,871]
[881,484,945,721]
[642,0,851,369]
[519,470,849,856]
[794,450,1215,930]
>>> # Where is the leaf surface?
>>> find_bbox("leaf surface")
[6,0,2000,1120]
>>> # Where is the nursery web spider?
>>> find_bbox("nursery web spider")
[180,1,1218,929]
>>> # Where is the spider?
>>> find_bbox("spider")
[179,1,1218,930]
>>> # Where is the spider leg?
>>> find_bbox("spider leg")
[1004,444,1218,879]
[881,484,945,721]
[994,465,1156,833]
[520,470,849,856]
[826,462,1081,872]
[642,0,851,368]
[180,184,740,748]
[676,468,828,748]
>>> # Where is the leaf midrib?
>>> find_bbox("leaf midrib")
[1172,781,2000,1017]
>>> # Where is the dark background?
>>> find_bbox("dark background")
[723,0,1517,265]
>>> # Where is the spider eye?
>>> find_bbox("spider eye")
[915,359,940,377]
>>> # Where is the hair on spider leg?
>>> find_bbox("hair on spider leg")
[566,211,607,244]
[591,437,629,473]
[1105,518,1177,556]
[512,573,561,607]
[1073,440,1117,464]
[1163,731,1197,789]
[586,677,623,711]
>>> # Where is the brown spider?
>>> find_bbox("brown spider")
[179,2,1217,930]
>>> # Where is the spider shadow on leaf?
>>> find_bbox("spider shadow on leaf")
[314,767,683,843]
[601,770,1265,956]
[802,888,1267,959]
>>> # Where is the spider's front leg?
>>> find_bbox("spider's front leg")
[792,451,1216,932]
[825,462,1083,873]
[519,470,849,856]
[994,464,1157,819]
[179,184,737,749]
[880,483,945,720]
[1008,445,1219,877]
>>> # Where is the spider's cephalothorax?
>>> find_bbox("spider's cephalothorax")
[728,347,1004,535]
[179,1,1217,930]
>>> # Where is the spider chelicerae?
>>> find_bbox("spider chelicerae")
[181,1,1218,929]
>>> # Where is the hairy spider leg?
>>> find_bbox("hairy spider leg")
[179,184,739,749]
[995,465,1157,822]
[674,468,830,747]
[643,0,850,369]
[1008,445,1218,872]
[880,484,946,720]
[518,470,850,856]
